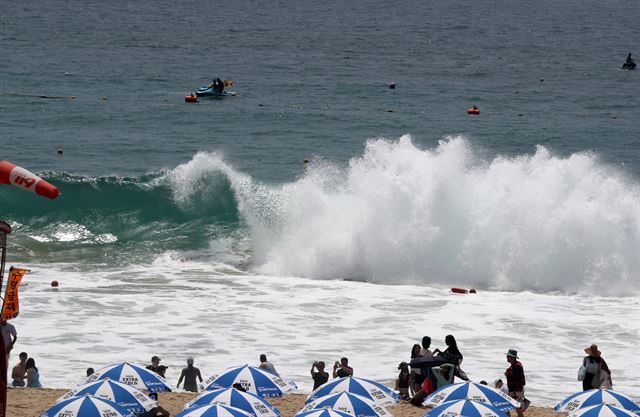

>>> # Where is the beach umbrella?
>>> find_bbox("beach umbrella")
[295,409,355,417]
[83,362,172,393]
[306,377,399,405]
[300,392,393,417]
[555,390,640,414]
[40,394,134,417]
[423,381,519,412]
[203,365,295,397]
[176,403,256,417]
[185,387,281,417]
[569,404,640,417]
[425,399,508,417]
[56,379,157,413]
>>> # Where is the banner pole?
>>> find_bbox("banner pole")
[0,220,12,417]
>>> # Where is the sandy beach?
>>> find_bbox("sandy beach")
[8,389,558,417]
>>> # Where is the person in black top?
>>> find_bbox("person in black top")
[434,335,463,365]
[333,357,353,378]
[310,361,329,390]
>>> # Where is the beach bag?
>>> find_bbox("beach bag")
[578,365,586,381]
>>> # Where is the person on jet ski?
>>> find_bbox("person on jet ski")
[626,53,634,64]
[214,78,224,93]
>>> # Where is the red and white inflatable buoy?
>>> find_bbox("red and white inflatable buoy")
[0,160,59,199]
[184,95,198,103]
[467,107,480,115]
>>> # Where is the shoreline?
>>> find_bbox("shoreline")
[8,390,559,417]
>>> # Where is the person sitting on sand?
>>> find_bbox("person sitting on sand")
[395,362,411,400]
[259,354,279,376]
[11,352,28,387]
[26,357,42,388]
[410,344,423,395]
[311,361,329,390]
[177,357,203,393]
[495,378,509,395]
[86,367,94,377]
[333,357,353,378]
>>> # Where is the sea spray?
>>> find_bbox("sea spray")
[229,136,639,295]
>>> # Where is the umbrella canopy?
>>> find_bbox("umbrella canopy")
[176,403,256,417]
[300,392,392,417]
[425,399,508,417]
[295,409,355,417]
[84,362,172,393]
[555,390,640,414]
[569,404,639,417]
[40,395,134,417]
[204,365,294,397]
[185,387,281,417]
[57,379,157,413]
[424,381,519,412]
[306,377,399,406]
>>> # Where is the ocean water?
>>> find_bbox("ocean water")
[1,0,639,408]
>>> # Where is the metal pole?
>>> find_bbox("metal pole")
[0,220,12,417]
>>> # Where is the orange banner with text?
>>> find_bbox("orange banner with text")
[1,268,28,321]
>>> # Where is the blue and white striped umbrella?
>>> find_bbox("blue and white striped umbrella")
[176,403,256,417]
[555,390,640,414]
[300,392,392,417]
[57,379,157,413]
[425,399,508,417]
[40,395,134,417]
[204,365,294,397]
[306,377,399,405]
[424,381,519,412]
[185,387,281,417]
[569,404,639,417]
[83,362,172,393]
[295,409,355,417]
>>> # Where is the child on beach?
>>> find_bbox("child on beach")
[395,362,411,400]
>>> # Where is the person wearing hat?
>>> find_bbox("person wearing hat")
[146,355,168,378]
[581,344,612,391]
[177,357,203,393]
[505,349,527,417]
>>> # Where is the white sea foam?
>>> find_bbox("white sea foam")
[164,137,639,295]
[15,256,640,406]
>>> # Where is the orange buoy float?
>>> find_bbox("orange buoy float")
[467,106,480,115]
[185,94,198,103]
[0,160,59,199]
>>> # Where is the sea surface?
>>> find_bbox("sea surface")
[1,0,639,407]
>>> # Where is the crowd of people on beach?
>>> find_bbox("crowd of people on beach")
[2,317,617,417]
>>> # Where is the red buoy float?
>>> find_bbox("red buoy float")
[185,95,198,103]
[451,288,477,294]
[467,107,480,115]
[0,160,59,199]
[51,280,59,287]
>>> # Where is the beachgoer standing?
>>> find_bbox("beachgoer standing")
[420,336,433,358]
[1,320,17,364]
[26,357,42,388]
[310,361,329,390]
[146,355,167,378]
[333,357,353,378]
[11,352,27,387]
[177,357,203,393]
[410,343,423,395]
[259,354,279,376]
[582,344,612,390]
[505,349,526,417]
